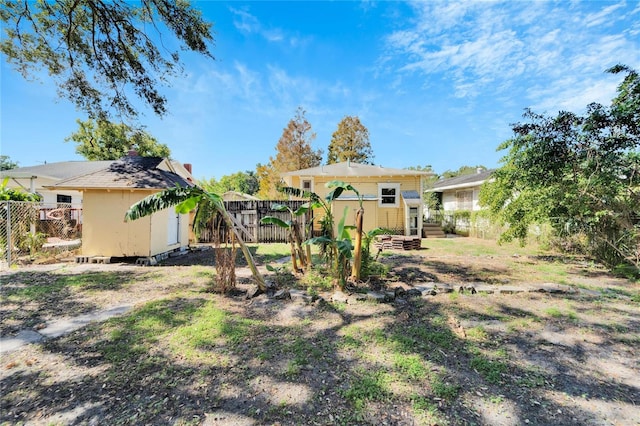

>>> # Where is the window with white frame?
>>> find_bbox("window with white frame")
[301,178,313,192]
[456,190,473,210]
[378,183,400,207]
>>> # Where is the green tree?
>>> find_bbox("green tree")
[0,155,18,171]
[327,116,374,164]
[441,165,487,179]
[66,119,170,160]
[480,65,640,272]
[200,171,259,195]
[1,0,214,120]
[408,164,440,212]
[258,107,322,197]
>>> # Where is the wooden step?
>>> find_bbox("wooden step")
[422,224,446,238]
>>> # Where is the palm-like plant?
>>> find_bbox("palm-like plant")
[260,202,310,272]
[280,181,364,288]
[305,205,355,288]
[124,185,267,292]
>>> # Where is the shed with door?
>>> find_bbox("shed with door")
[48,154,194,259]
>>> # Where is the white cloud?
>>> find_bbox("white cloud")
[583,2,626,28]
[229,7,260,34]
[229,6,308,48]
[383,0,639,112]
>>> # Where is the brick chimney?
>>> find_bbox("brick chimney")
[183,163,192,174]
[128,149,138,157]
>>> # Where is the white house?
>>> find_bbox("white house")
[427,168,494,215]
[1,161,115,205]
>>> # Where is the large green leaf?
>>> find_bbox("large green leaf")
[326,187,344,202]
[327,180,360,197]
[293,203,310,216]
[260,216,290,228]
[336,206,350,239]
[175,196,202,214]
[125,185,204,221]
[336,239,354,258]
[269,203,291,212]
[303,236,333,246]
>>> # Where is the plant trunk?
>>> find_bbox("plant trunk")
[291,221,307,270]
[351,208,364,280]
[289,236,300,273]
[222,209,267,292]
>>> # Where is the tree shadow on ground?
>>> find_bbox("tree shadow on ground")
[0,271,139,336]
[157,245,281,267]
[2,278,638,425]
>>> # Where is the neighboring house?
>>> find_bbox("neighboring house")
[427,168,494,216]
[281,161,431,236]
[1,161,115,205]
[222,191,260,201]
[48,154,194,259]
[0,158,193,206]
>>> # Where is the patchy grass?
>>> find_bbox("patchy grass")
[1,239,639,426]
[2,271,140,302]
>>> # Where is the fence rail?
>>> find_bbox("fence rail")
[1,201,82,266]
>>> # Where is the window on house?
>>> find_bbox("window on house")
[456,190,473,210]
[301,179,312,192]
[56,194,72,204]
[378,183,400,207]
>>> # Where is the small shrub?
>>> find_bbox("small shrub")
[18,232,47,257]
[300,267,333,292]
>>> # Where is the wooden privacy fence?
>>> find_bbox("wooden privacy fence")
[197,200,313,244]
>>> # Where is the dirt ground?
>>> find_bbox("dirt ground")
[1,243,639,425]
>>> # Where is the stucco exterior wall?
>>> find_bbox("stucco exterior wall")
[81,189,189,257]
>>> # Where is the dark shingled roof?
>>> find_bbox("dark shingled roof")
[51,156,193,190]
[431,169,494,190]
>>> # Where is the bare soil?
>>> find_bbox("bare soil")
[1,243,639,426]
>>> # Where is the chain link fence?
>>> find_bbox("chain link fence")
[1,201,82,267]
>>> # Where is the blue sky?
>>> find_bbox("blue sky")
[1,1,639,180]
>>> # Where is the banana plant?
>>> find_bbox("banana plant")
[277,186,336,264]
[325,180,364,281]
[304,205,355,289]
[260,202,311,272]
[278,181,364,288]
[124,185,267,292]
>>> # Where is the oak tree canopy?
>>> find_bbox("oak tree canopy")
[1,0,215,120]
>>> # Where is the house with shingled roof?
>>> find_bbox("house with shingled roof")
[48,154,194,261]
[427,168,494,214]
[281,161,432,237]
[1,160,116,205]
